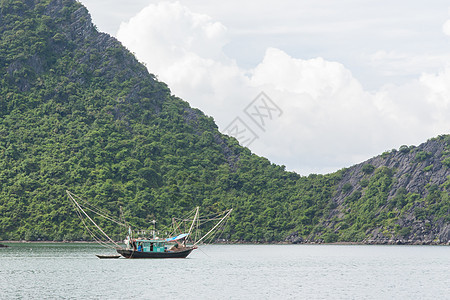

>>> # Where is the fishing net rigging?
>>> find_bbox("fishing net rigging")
[66,190,232,248]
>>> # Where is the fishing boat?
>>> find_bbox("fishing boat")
[116,233,195,259]
[66,191,232,259]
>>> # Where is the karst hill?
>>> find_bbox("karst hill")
[0,0,448,244]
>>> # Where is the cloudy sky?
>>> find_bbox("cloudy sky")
[80,0,450,175]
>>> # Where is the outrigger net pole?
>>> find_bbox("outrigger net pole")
[194,208,232,246]
[185,206,199,245]
[66,190,120,247]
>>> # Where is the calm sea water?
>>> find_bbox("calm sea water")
[0,243,448,299]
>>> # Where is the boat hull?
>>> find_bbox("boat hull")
[96,254,121,259]
[116,248,194,259]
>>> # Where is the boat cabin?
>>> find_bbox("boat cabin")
[124,233,191,254]
[130,239,166,253]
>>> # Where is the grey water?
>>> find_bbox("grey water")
[0,243,448,299]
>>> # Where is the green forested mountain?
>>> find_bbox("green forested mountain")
[0,0,448,244]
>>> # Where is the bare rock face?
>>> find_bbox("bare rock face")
[438,223,450,243]
[335,137,449,202]
[285,231,303,244]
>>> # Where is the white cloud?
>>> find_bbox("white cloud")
[420,67,450,127]
[366,50,450,78]
[118,1,450,174]
[443,19,450,36]
[117,1,227,64]
[117,2,250,121]
[246,49,395,174]
[250,48,361,98]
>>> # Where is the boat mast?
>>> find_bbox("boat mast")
[152,220,156,239]
[194,208,232,246]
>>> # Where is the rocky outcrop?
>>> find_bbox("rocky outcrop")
[344,136,448,244]
[289,135,450,245]
[285,231,303,244]
[334,137,449,203]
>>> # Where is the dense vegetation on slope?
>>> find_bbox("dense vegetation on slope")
[0,0,338,242]
[0,0,448,244]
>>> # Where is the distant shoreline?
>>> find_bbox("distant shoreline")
[0,241,101,244]
[1,240,448,246]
